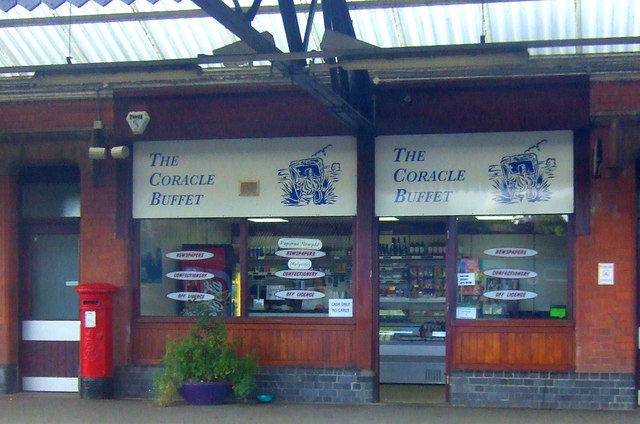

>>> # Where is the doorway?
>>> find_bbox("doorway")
[19,166,81,392]
[377,216,449,404]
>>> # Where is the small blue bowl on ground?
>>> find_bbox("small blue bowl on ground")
[256,394,273,403]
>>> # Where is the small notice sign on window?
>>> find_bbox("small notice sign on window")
[328,299,353,317]
[457,272,476,286]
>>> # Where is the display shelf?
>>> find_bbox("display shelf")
[380,296,445,303]
[247,235,353,316]
[249,255,352,261]
[247,312,329,317]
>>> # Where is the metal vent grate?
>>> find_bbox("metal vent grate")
[425,369,445,384]
[239,180,259,196]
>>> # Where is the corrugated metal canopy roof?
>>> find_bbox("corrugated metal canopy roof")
[0,0,639,72]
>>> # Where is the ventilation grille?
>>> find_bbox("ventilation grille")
[425,369,446,384]
[239,180,259,196]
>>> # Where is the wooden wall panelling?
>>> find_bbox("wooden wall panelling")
[133,320,357,368]
[450,321,574,371]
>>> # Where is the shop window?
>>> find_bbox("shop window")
[247,217,353,317]
[456,215,568,320]
[138,219,241,317]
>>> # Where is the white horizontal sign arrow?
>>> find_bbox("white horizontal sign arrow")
[166,271,214,280]
[276,249,326,259]
[278,238,322,250]
[275,290,325,300]
[274,270,326,279]
[483,247,538,258]
[167,292,215,302]
[483,269,538,279]
[166,250,214,260]
[483,290,537,300]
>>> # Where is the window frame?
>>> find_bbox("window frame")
[450,214,574,323]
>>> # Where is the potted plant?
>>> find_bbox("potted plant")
[154,302,258,406]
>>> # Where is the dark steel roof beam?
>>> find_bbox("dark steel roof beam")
[322,0,373,122]
[191,0,374,135]
[302,0,318,51]
[279,0,304,52]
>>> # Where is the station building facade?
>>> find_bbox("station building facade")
[0,74,638,409]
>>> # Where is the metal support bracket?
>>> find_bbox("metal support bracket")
[191,0,375,136]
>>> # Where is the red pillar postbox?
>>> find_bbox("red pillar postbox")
[74,282,117,399]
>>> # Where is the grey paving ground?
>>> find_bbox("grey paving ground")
[0,393,638,424]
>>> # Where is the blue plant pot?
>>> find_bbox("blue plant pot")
[179,381,232,405]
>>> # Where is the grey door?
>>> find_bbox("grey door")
[21,224,80,392]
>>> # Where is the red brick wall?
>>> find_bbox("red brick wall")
[573,80,640,373]
[591,80,640,113]
[0,176,19,364]
[80,161,132,367]
[0,96,126,367]
[0,98,113,131]
[575,160,636,372]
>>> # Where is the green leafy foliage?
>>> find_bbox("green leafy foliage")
[154,302,258,406]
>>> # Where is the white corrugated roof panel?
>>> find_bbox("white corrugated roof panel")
[0,0,638,71]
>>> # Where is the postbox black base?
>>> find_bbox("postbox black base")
[80,377,114,399]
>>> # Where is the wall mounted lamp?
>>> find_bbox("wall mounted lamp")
[88,146,130,160]
[89,146,130,160]
[111,146,130,159]
[88,147,107,160]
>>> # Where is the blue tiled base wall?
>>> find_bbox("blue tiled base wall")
[450,371,637,410]
[114,366,376,404]
[0,364,17,394]
[254,367,376,403]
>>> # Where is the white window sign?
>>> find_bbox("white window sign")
[457,272,476,286]
[266,285,285,300]
[375,131,574,216]
[456,307,477,320]
[328,299,353,317]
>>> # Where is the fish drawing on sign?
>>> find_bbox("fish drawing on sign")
[279,144,341,206]
[488,139,557,204]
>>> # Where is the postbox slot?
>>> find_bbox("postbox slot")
[83,300,99,305]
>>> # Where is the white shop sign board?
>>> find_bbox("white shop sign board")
[375,131,574,216]
[133,137,357,218]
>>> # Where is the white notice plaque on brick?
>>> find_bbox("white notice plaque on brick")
[598,263,614,285]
